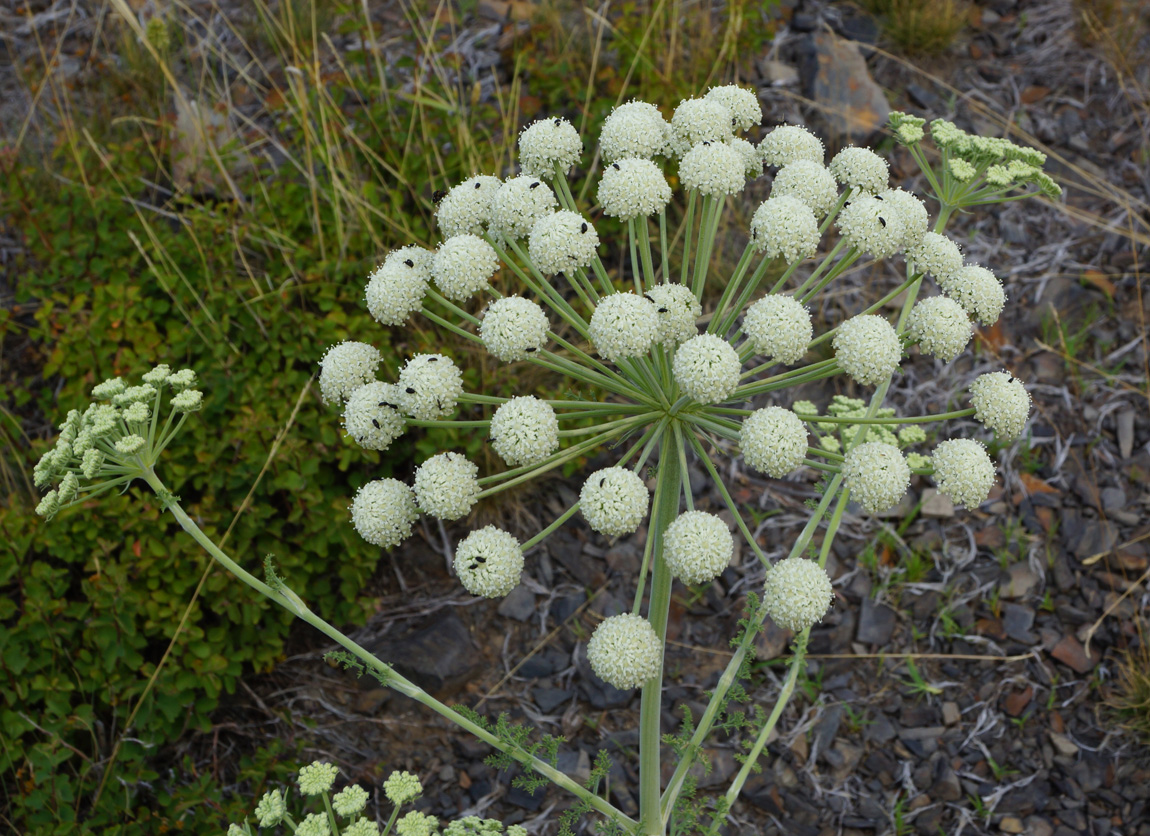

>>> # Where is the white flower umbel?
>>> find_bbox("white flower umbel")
[490,396,560,466]
[645,283,701,346]
[743,295,813,365]
[365,246,433,326]
[907,296,973,362]
[843,441,911,514]
[414,452,481,520]
[763,557,834,632]
[669,97,733,156]
[519,116,582,180]
[528,210,600,275]
[759,124,824,168]
[837,195,907,259]
[589,292,658,362]
[970,371,1031,439]
[829,146,889,195]
[319,341,382,406]
[580,467,650,536]
[255,789,286,827]
[333,785,369,818]
[600,100,670,162]
[833,315,902,386]
[740,406,808,478]
[454,526,523,598]
[397,353,464,420]
[907,232,963,284]
[664,510,733,585]
[435,175,502,238]
[384,771,423,806]
[727,137,763,179]
[705,84,762,131]
[490,175,558,239]
[587,613,662,689]
[931,438,996,508]
[771,160,839,217]
[479,296,549,361]
[432,234,499,300]
[344,381,406,451]
[679,141,745,196]
[673,334,741,404]
[598,158,673,220]
[749,196,820,263]
[940,264,1006,326]
[350,479,419,549]
[879,188,928,251]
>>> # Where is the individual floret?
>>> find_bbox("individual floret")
[931,438,996,508]
[673,334,741,404]
[878,188,928,251]
[350,479,419,549]
[489,396,559,466]
[829,146,889,194]
[763,557,834,632]
[528,210,600,275]
[669,97,733,156]
[518,116,582,180]
[728,137,763,178]
[432,234,499,300]
[455,526,523,598]
[907,232,963,284]
[598,158,673,220]
[906,296,973,362]
[366,246,434,325]
[435,175,502,238]
[479,296,549,361]
[749,196,820,263]
[664,510,734,585]
[836,195,907,259]
[645,283,701,346]
[589,292,658,362]
[705,84,762,131]
[759,124,824,168]
[843,441,911,513]
[343,381,406,451]
[770,160,839,217]
[580,467,650,536]
[318,341,382,406]
[939,264,1006,326]
[833,315,902,386]
[397,353,464,420]
[599,100,671,162]
[489,175,558,239]
[679,141,745,196]
[587,613,662,689]
[414,452,481,520]
[743,295,812,365]
[969,371,1030,439]
[740,407,808,478]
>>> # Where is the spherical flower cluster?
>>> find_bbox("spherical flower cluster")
[365,247,433,325]
[669,97,733,156]
[763,557,834,632]
[490,175,558,239]
[396,812,438,836]
[344,822,381,836]
[970,371,1030,439]
[771,160,839,217]
[589,292,658,362]
[350,479,419,548]
[319,341,382,405]
[384,771,424,806]
[907,232,963,284]
[587,613,662,689]
[599,100,670,162]
[528,210,600,275]
[833,315,902,386]
[435,175,502,238]
[940,264,1006,326]
[879,188,928,251]
[645,283,701,346]
[759,124,824,168]
[296,813,332,836]
[414,452,480,520]
[931,438,996,508]
[397,353,464,420]
[673,334,741,404]
[490,396,559,466]
[454,526,523,598]
[343,381,406,450]
[255,790,286,827]
[580,467,650,536]
[907,296,973,362]
[679,141,745,196]
[598,158,673,219]
[518,116,582,180]
[740,406,808,478]
[298,761,340,796]
[743,295,813,365]
[837,195,907,259]
[480,296,549,361]
[829,146,889,194]
[333,785,370,817]
[728,137,763,178]
[843,442,911,513]
[664,510,734,585]
[749,196,820,263]
[431,234,499,300]
[705,84,762,131]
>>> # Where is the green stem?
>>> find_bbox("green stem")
[803,407,975,425]
[707,241,755,335]
[687,432,767,566]
[658,210,669,283]
[629,218,644,296]
[679,190,696,286]
[521,501,582,550]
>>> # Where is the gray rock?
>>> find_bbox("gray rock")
[920,487,955,518]
[1073,520,1118,560]
[498,585,536,621]
[797,31,889,144]
[1000,563,1040,599]
[931,761,963,802]
[864,714,897,744]
[812,705,845,763]
[1003,602,1038,644]
[533,686,574,713]
[759,58,799,86]
[857,596,896,645]
[557,747,591,785]
[1101,487,1126,512]
[368,610,479,698]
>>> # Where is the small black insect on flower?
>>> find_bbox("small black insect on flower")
[432,189,448,204]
